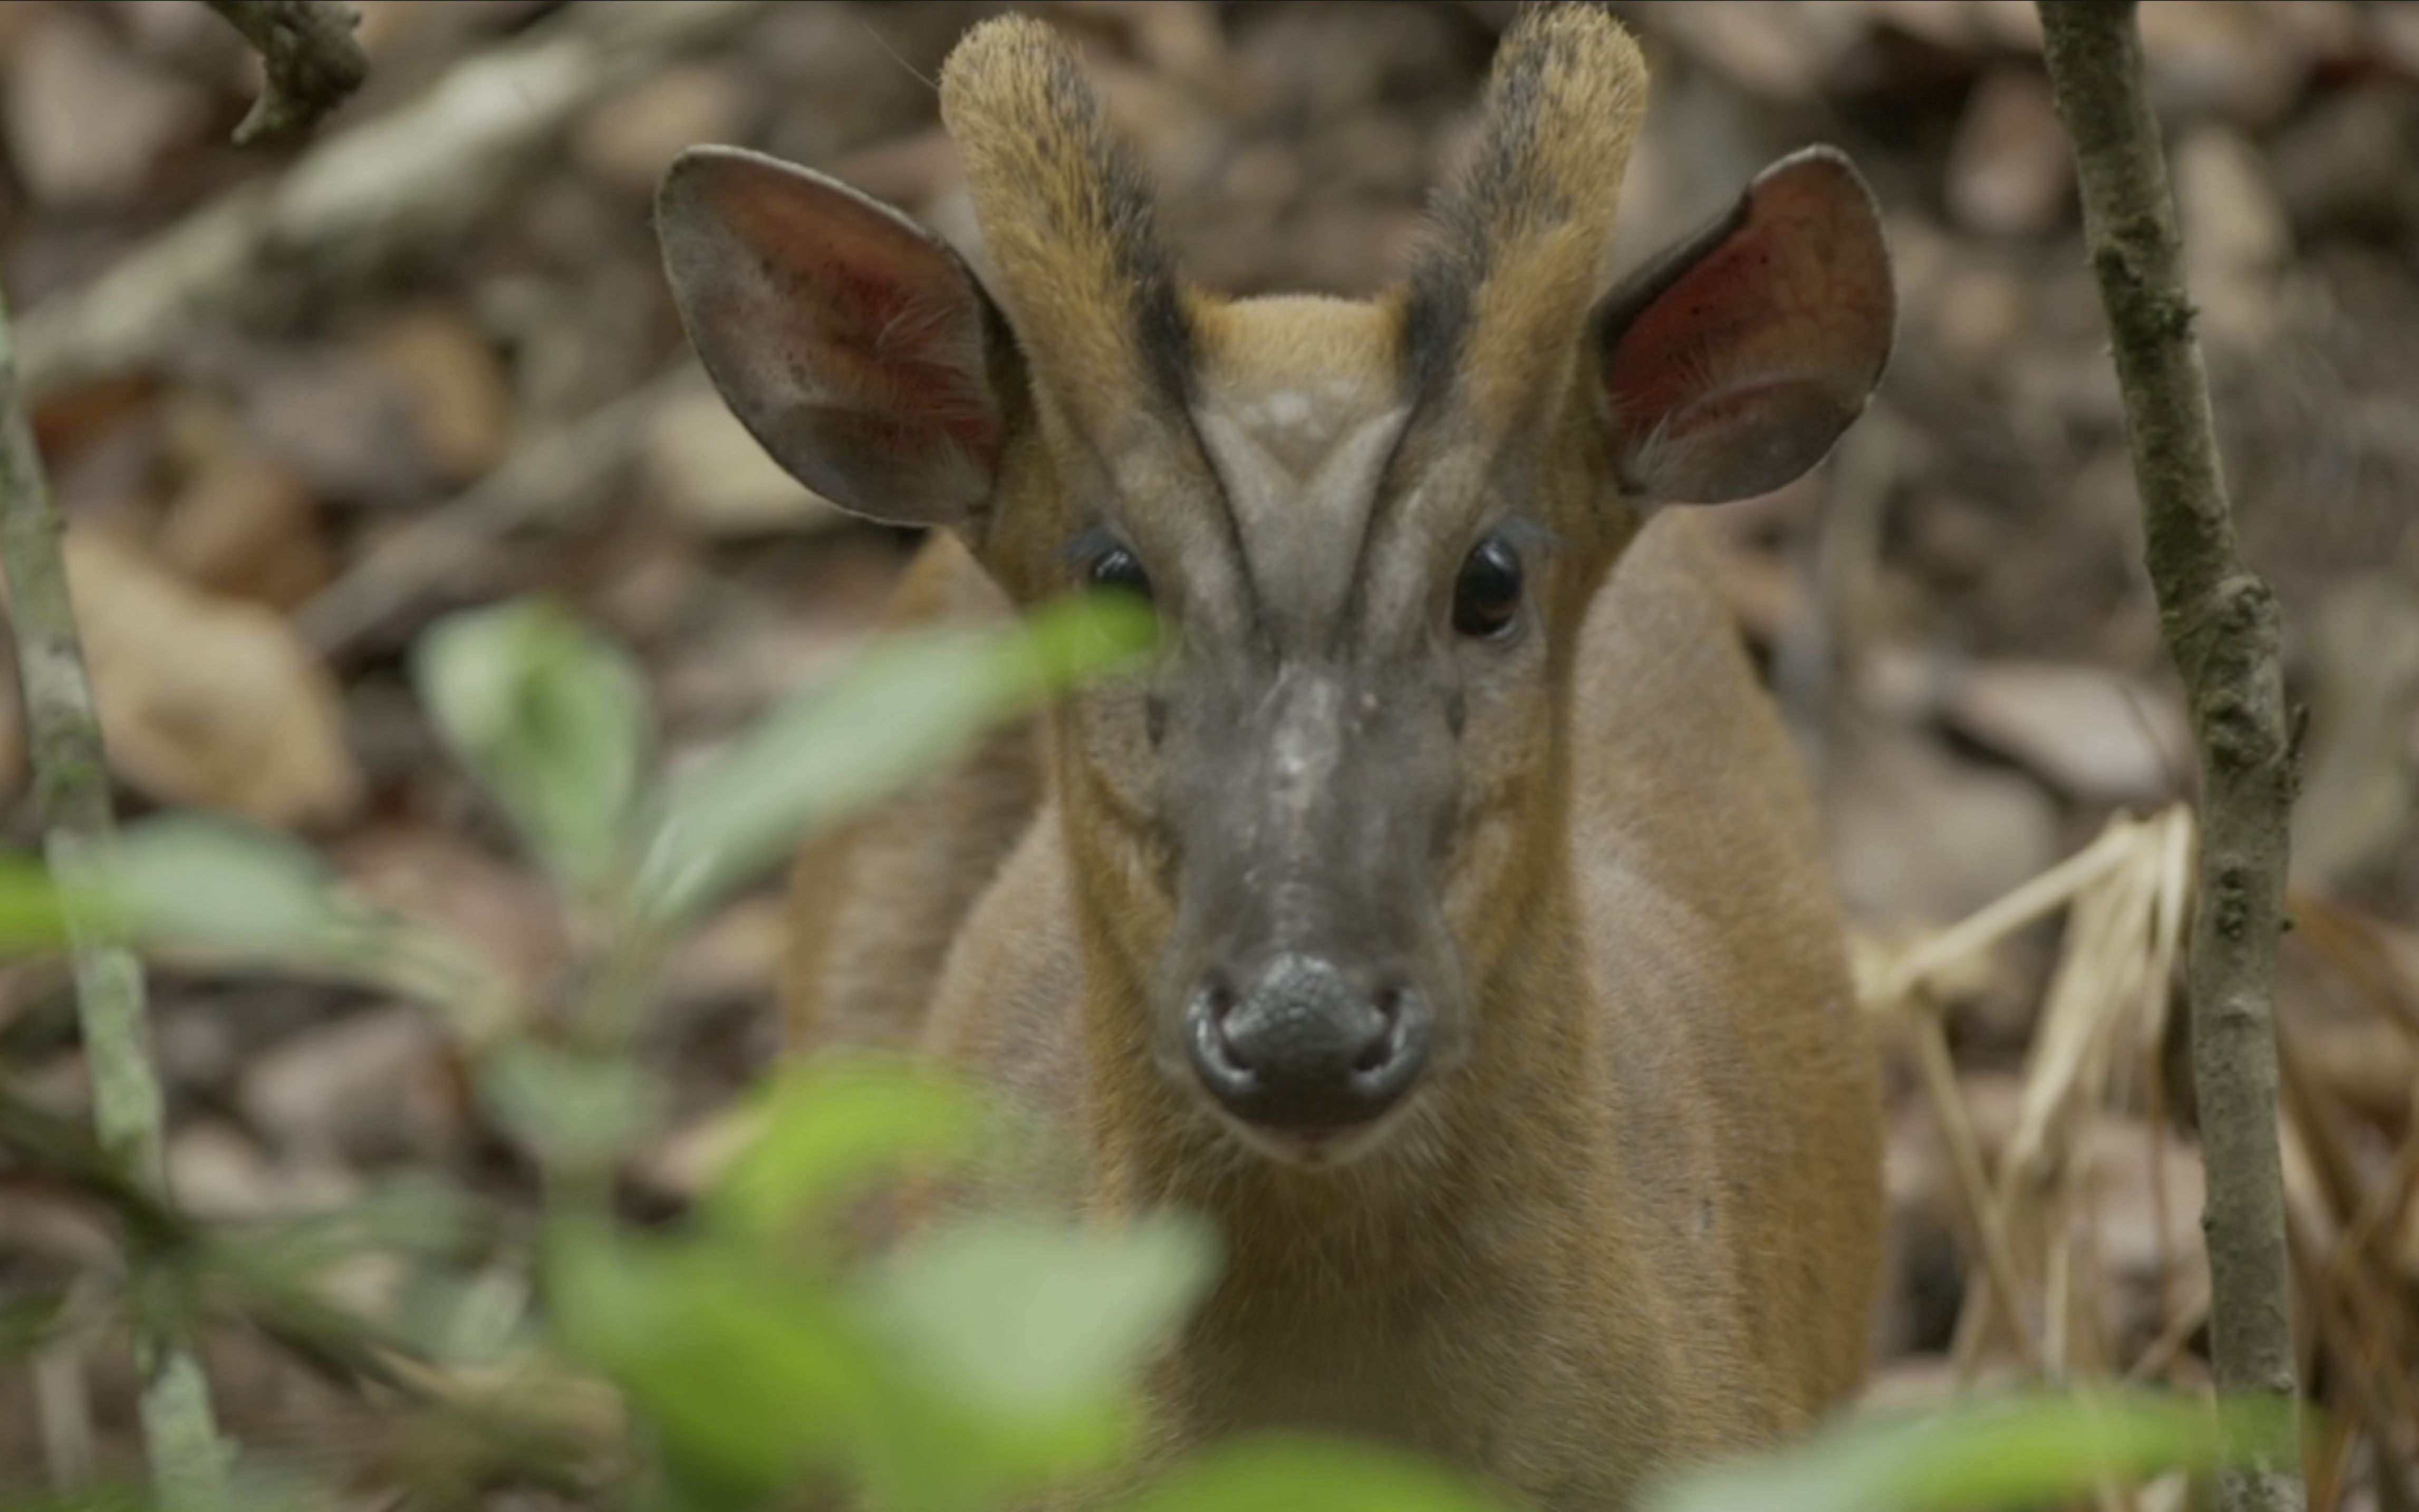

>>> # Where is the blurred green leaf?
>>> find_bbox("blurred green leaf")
[866,1210,1219,1427]
[392,1262,531,1367]
[481,1043,667,1175]
[414,598,651,900]
[1645,1390,2301,1512]
[94,815,518,1040]
[0,1484,150,1512]
[638,592,1156,926]
[1120,1436,1512,1512]
[547,1222,878,1508]
[0,1287,66,1361]
[0,850,69,955]
[221,1172,487,1277]
[111,815,345,959]
[707,1056,991,1241]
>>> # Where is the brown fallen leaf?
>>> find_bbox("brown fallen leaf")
[1945,660,2188,804]
[2137,0,2322,127]
[56,529,362,829]
[240,346,432,513]
[156,447,335,611]
[2,7,203,209]
[642,388,845,538]
[2175,128,2291,349]
[364,306,518,487]
[1827,722,2063,926]
[1637,0,1869,100]
[2293,575,2419,890]
[332,826,570,998]
[1947,70,2073,238]
[236,1006,461,1168]
[571,60,755,198]
[168,1119,359,1221]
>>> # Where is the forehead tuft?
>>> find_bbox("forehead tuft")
[1192,297,1401,407]
[1189,295,1406,460]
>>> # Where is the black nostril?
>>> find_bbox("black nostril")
[1201,976,1236,1022]
[1183,956,1431,1131]
[1350,988,1404,1074]
[1185,974,1256,1101]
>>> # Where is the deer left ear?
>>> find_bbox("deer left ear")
[1596,147,1894,506]
[657,146,1013,529]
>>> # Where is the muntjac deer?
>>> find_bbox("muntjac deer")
[659,8,1892,1507]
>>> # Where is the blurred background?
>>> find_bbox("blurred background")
[0,0,2415,1501]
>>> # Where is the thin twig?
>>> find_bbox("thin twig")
[203,0,370,147]
[1912,1005,2045,1375]
[2281,1203,2417,1493]
[2290,890,2419,1046]
[1870,815,2138,1006]
[2125,1275,2210,1383]
[18,1,770,405]
[0,291,230,1509]
[2038,8,2306,1512]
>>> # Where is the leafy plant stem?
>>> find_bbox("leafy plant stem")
[0,286,232,1509]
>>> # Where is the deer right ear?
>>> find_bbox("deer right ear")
[1595,147,1894,507]
[657,146,1011,528]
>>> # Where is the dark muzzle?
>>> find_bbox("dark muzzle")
[1184,951,1430,1130]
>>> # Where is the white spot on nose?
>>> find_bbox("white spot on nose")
[1270,675,1344,828]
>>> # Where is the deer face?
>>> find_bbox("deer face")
[656,11,1891,1168]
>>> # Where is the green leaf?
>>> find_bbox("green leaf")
[0,1288,66,1360]
[853,1208,1220,1512]
[0,1483,151,1512]
[1644,1390,2302,1512]
[706,1056,991,1240]
[0,850,69,955]
[112,814,345,958]
[480,1043,667,1174]
[638,592,1155,926]
[221,1172,486,1275]
[547,1223,879,1507]
[98,815,516,1037]
[1120,1436,1512,1512]
[866,1210,1219,1426]
[414,598,652,899]
[392,1263,531,1367]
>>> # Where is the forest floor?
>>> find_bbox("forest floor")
[1,1,2414,1504]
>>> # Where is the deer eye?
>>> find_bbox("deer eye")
[1090,545,1151,601]
[1452,535,1523,640]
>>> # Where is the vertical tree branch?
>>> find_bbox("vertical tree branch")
[203,0,370,147]
[2035,7,2305,1512]
[0,294,230,1507]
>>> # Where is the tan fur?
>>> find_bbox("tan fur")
[783,534,1039,1053]
[1414,7,1650,430]
[783,9,1883,1508]
[939,16,1189,443]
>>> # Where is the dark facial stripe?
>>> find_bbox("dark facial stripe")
[1025,41,1196,403]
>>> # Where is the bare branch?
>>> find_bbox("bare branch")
[0,292,230,1508]
[2035,8,2306,1512]
[203,0,370,147]
[18,1,770,406]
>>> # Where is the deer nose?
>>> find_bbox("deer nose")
[1184,953,1430,1130]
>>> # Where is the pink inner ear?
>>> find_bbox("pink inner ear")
[1604,151,1893,505]
[660,149,1007,525]
[705,168,1004,464]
